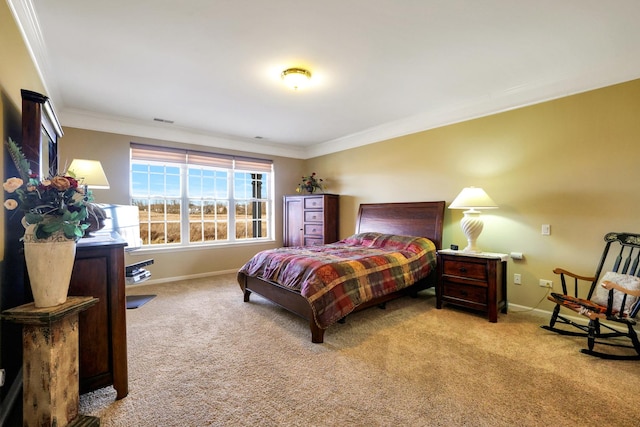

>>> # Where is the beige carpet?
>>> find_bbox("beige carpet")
[79,274,640,426]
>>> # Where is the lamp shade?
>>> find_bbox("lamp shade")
[68,159,110,189]
[449,187,498,210]
[449,187,497,252]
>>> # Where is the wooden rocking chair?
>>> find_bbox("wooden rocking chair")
[541,232,640,360]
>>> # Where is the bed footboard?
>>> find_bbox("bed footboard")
[238,271,436,344]
[239,273,326,343]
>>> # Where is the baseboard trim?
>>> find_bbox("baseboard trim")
[126,269,239,288]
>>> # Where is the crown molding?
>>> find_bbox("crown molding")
[7,0,62,107]
[61,108,308,159]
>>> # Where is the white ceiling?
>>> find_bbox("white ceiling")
[9,0,640,159]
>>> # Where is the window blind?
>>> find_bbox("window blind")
[130,143,272,172]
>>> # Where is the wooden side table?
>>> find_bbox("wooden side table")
[2,296,100,427]
[436,249,508,322]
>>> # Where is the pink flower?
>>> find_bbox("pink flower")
[3,199,18,210]
[3,177,23,193]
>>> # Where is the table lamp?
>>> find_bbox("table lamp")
[449,187,498,252]
[68,159,110,236]
[68,159,110,191]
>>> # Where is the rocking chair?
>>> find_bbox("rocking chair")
[541,232,640,360]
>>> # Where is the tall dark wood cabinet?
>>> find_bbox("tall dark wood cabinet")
[283,194,339,247]
[69,233,129,399]
[0,90,64,421]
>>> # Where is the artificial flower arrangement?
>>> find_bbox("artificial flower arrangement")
[296,172,324,193]
[3,138,91,241]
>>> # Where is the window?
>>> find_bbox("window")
[130,143,273,247]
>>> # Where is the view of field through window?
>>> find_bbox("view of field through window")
[131,159,270,246]
[132,200,269,244]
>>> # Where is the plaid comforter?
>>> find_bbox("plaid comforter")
[238,232,437,329]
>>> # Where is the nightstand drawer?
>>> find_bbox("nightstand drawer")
[442,281,487,305]
[442,259,487,280]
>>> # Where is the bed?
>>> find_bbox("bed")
[237,201,445,343]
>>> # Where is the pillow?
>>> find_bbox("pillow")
[591,271,640,315]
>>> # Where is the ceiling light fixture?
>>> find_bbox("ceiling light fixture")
[281,67,311,90]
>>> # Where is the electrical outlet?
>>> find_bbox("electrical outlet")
[514,274,522,285]
[539,279,553,288]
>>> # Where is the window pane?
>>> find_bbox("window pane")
[188,168,204,198]
[132,168,149,196]
[234,172,249,199]
[234,172,268,200]
[189,200,202,220]
[142,197,182,245]
[149,173,165,195]
[235,201,263,239]
[133,199,150,244]
[165,170,181,197]
[188,200,229,242]
[190,222,203,242]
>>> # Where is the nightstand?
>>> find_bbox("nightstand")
[436,249,508,322]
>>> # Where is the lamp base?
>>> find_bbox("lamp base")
[462,244,481,253]
[460,210,484,253]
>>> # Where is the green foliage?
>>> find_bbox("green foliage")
[3,138,92,241]
[296,172,324,193]
[5,137,31,181]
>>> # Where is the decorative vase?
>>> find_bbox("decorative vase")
[306,186,314,193]
[23,225,76,307]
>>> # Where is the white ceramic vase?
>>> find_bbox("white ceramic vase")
[23,225,77,308]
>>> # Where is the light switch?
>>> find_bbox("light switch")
[541,224,551,235]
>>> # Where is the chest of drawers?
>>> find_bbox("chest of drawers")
[436,250,507,322]
[283,194,339,247]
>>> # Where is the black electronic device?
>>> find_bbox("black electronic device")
[126,259,154,285]
[126,259,154,276]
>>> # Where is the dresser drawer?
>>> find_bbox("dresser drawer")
[442,281,487,305]
[304,237,324,246]
[304,197,324,209]
[304,211,323,222]
[304,224,324,236]
[442,259,487,281]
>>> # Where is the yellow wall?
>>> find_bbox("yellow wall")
[1,2,47,263]
[58,127,304,282]
[306,79,640,310]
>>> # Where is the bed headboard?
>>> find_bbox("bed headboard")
[355,201,446,249]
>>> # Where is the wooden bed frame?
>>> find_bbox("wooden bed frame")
[239,201,446,343]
